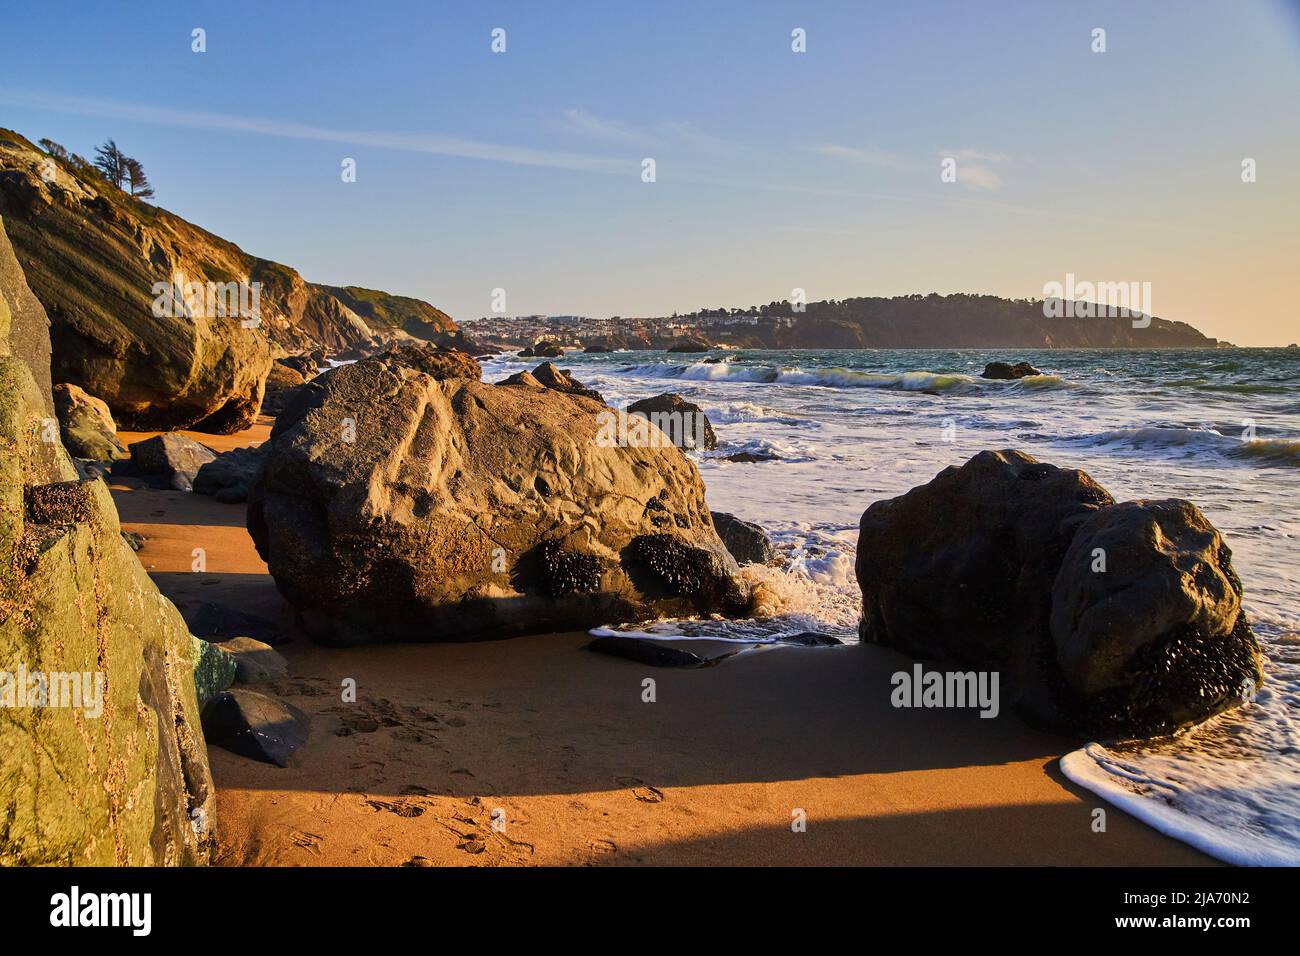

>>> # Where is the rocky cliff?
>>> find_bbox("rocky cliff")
[0,127,457,432]
[0,217,214,865]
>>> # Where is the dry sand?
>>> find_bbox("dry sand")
[109,420,1216,867]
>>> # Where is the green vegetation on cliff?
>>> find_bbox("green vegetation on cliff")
[321,285,457,340]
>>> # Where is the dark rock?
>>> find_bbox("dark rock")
[127,433,218,491]
[24,479,98,525]
[721,451,780,463]
[981,361,1042,380]
[275,354,321,380]
[179,600,284,646]
[711,511,776,564]
[588,635,704,667]
[855,450,1264,738]
[193,444,267,504]
[120,529,147,551]
[214,636,288,684]
[624,533,751,613]
[778,632,844,646]
[627,393,717,451]
[201,689,310,767]
[538,540,604,597]
[583,345,612,353]
[519,340,563,358]
[260,362,309,418]
[1050,499,1264,736]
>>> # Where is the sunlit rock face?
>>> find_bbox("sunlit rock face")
[249,346,750,646]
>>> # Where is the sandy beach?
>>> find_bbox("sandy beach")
[107,420,1217,867]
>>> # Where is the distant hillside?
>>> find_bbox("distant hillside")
[320,285,456,341]
[688,294,1221,349]
[0,126,457,430]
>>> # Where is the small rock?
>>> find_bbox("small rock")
[711,511,776,565]
[214,636,288,684]
[778,632,843,647]
[201,689,311,767]
[667,339,710,353]
[503,362,603,403]
[120,530,147,551]
[627,393,717,451]
[981,361,1042,380]
[53,383,127,462]
[588,635,703,667]
[126,433,217,491]
[519,340,563,358]
[193,444,267,504]
[180,600,284,645]
[720,451,779,463]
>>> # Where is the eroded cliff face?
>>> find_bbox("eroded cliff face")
[0,129,457,432]
[0,217,213,865]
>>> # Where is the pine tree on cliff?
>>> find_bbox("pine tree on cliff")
[38,138,68,160]
[93,139,126,188]
[124,157,155,198]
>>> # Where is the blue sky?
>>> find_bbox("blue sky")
[2,0,1298,343]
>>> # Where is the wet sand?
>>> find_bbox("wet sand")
[110,421,1216,867]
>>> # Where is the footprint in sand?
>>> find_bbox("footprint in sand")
[365,798,426,818]
[613,776,665,802]
[290,829,324,854]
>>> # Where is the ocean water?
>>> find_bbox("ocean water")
[483,347,1300,866]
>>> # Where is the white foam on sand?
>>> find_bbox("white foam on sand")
[1060,743,1300,867]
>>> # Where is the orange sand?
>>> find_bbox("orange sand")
[110,420,1215,867]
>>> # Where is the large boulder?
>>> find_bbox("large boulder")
[1,346,214,861]
[248,348,750,645]
[855,450,1264,738]
[627,393,718,451]
[53,383,127,462]
[1050,499,1263,734]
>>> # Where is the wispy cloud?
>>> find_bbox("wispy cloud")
[942,148,1009,191]
[807,144,910,170]
[0,88,630,174]
[558,108,654,147]
[557,108,735,156]
[813,142,1011,191]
